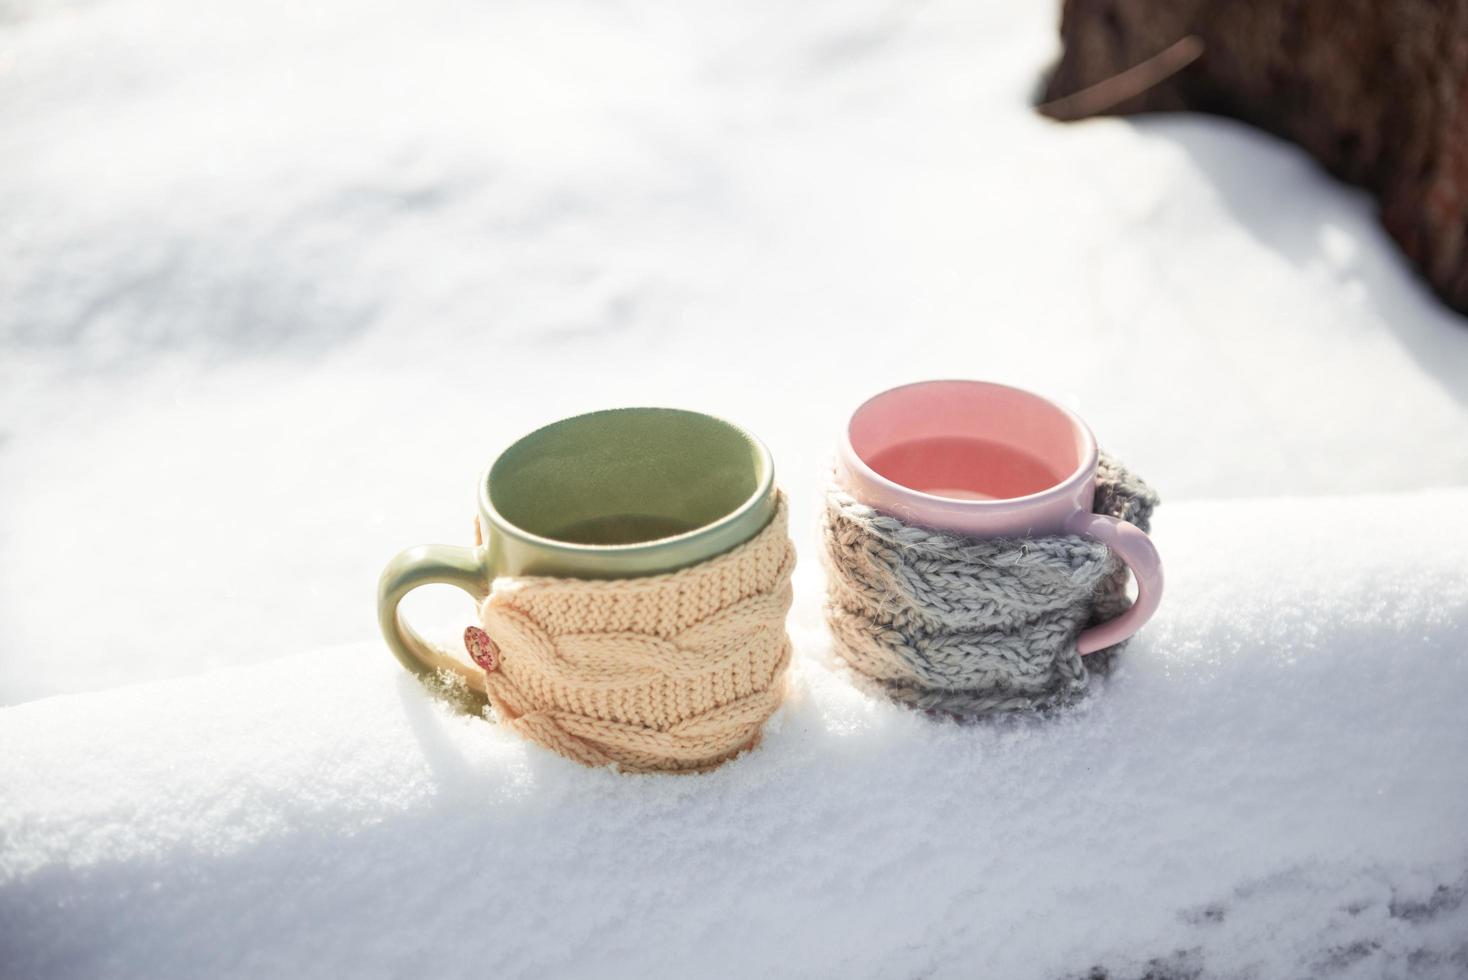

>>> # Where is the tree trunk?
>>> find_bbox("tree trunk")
[1042,0,1468,316]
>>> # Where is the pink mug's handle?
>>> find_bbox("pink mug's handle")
[1063,512,1164,655]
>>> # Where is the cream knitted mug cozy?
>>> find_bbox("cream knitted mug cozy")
[821,456,1158,716]
[472,494,796,773]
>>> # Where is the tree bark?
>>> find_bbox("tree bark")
[1042,0,1468,316]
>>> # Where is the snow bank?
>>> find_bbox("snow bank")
[4,490,1467,979]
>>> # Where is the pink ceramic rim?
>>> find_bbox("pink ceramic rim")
[839,379,1100,511]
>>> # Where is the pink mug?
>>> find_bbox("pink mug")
[836,380,1163,654]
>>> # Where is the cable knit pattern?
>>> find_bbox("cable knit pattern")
[822,456,1157,717]
[476,494,795,773]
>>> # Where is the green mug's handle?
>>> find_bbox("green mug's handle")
[377,544,490,693]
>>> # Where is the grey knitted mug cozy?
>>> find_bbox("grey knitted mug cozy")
[821,455,1159,717]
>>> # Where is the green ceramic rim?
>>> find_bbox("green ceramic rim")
[477,406,776,578]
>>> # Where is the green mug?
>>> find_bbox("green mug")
[377,407,778,693]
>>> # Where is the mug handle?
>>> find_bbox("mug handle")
[377,544,490,692]
[1063,512,1165,655]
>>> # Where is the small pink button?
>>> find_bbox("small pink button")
[464,626,500,672]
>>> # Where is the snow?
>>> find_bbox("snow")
[5,491,1468,978]
[3,0,1468,974]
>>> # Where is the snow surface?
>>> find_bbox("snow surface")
[3,0,1468,975]
[5,492,1468,978]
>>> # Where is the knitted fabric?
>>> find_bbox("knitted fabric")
[822,456,1158,717]
[476,494,796,773]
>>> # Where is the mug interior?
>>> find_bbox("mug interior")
[488,408,769,546]
[847,381,1089,501]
